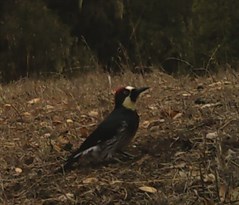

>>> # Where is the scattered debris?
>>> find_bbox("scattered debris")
[139,186,157,193]
[1,72,239,204]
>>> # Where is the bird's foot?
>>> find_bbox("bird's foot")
[110,157,124,163]
[118,151,136,160]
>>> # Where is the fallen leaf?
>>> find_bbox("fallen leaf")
[204,173,215,183]
[82,177,98,184]
[28,98,40,104]
[190,170,200,178]
[57,135,70,145]
[174,151,186,157]
[66,119,73,124]
[139,186,157,193]
[174,162,187,169]
[22,112,31,117]
[225,149,236,161]
[21,112,32,122]
[173,112,183,120]
[88,110,99,118]
[44,133,51,138]
[40,121,48,127]
[79,127,89,138]
[219,183,227,202]
[178,171,187,178]
[208,81,222,87]
[148,105,157,110]
[141,120,150,129]
[50,139,61,153]
[160,109,181,119]
[15,167,22,174]
[46,104,54,110]
[182,93,191,97]
[52,120,63,126]
[4,104,12,110]
[201,102,222,109]
[149,125,160,132]
[58,193,75,201]
[206,132,218,139]
[53,135,72,151]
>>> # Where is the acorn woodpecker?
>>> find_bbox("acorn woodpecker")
[61,86,149,171]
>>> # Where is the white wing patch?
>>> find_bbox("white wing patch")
[73,121,129,160]
[73,145,100,159]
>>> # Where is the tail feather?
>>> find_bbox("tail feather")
[54,145,100,174]
[54,151,82,174]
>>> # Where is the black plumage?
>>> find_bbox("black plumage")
[60,86,149,172]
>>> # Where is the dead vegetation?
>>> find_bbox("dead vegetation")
[1,71,239,205]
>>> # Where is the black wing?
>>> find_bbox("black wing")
[79,109,132,151]
[61,108,138,171]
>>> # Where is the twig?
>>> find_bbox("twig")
[107,74,112,92]
[205,44,221,81]
[230,160,239,168]
[1,96,24,122]
[163,57,194,68]
[80,36,98,67]
[214,168,220,203]
[199,163,205,193]
[206,44,221,71]
[12,105,22,119]
[219,119,236,130]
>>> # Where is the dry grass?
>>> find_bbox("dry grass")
[1,70,239,205]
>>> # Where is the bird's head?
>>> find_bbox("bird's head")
[114,86,149,110]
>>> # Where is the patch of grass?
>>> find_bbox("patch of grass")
[0,70,239,204]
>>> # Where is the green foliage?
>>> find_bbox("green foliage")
[0,0,73,82]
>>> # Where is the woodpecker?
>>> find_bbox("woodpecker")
[60,86,149,172]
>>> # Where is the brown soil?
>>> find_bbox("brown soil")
[1,71,239,204]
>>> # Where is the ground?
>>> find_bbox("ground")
[1,71,239,205]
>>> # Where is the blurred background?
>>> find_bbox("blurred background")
[0,0,238,82]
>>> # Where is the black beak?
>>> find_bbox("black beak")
[136,87,150,94]
[131,87,150,102]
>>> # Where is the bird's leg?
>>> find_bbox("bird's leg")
[117,150,136,159]
[111,157,124,163]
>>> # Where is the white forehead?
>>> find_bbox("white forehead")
[125,86,135,90]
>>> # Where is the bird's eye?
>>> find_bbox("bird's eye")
[123,90,130,95]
